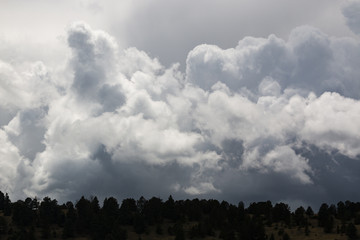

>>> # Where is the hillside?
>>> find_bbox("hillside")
[0,191,359,240]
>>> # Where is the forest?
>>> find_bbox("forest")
[0,190,359,240]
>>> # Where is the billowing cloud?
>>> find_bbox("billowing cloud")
[1,19,360,208]
[120,0,354,66]
[0,129,21,192]
[186,26,360,99]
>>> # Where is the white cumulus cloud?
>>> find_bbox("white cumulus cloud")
[0,18,360,207]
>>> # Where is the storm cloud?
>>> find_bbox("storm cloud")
[1,2,360,209]
[343,0,360,35]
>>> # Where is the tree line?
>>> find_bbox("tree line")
[0,190,359,240]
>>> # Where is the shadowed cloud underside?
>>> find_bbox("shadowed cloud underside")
[1,0,360,208]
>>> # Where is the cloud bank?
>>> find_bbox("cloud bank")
[1,21,360,208]
[343,0,360,35]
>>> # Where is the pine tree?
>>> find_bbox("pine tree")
[346,223,357,240]
[3,193,11,216]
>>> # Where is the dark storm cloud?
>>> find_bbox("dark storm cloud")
[0,19,360,208]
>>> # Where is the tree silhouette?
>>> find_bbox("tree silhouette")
[2,187,360,240]
[143,197,163,224]
[102,197,119,221]
[62,202,76,238]
[75,196,92,233]
[3,193,11,216]
[39,196,60,225]
[0,191,4,211]
[164,195,178,221]
[119,198,137,225]
[12,200,34,227]
[273,203,291,225]
[294,206,306,226]
[306,206,314,217]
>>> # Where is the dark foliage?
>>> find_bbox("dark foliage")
[346,222,358,240]
[1,189,360,239]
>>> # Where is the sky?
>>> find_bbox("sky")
[1,0,360,210]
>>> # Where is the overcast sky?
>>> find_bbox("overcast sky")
[1,0,360,209]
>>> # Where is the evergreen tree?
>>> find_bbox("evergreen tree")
[337,201,346,220]
[318,203,329,227]
[102,197,119,221]
[3,193,11,216]
[323,215,334,233]
[91,196,100,214]
[305,206,314,217]
[75,196,93,233]
[238,201,245,221]
[119,198,137,225]
[0,191,4,210]
[273,203,291,225]
[39,196,60,225]
[143,197,163,224]
[12,200,34,227]
[164,195,177,221]
[294,206,306,226]
[136,196,147,214]
[62,202,76,239]
[346,223,357,240]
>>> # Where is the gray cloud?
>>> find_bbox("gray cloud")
[0,21,360,209]
[186,26,360,99]
[5,108,47,160]
[119,0,353,67]
[343,0,360,35]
